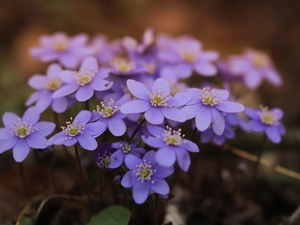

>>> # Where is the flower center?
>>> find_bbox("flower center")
[144,62,156,75]
[61,118,85,138]
[98,151,112,168]
[162,126,185,146]
[54,41,68,52]
[45,78,63,91]
[121,143,131,153]
[10,118,37,138]
[149,89,171,107]
[111,58,136,73]
[95,99,119,118]
[200,87,222,106]
[258,106,280,125]
[182,52,197,63]
[134,160,156,182]
[73,69,95,86]
[251,51,269,68]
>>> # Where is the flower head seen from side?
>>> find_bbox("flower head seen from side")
[94,142,117,170]
[52,56,113,102]
[228,49,282,89]
[120,78,191,125]
[47,110,106,150]
[29,32,93,69]
[26,63,69,113]
[0,107,55,162]
[181,87,245,135]
[90,94,130,136]
[121,150,174,204]
[244,106,285,143]
[142,125,199,171]
[200,113,238,146]
[108,140,146,169]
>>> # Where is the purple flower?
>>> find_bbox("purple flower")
[142,125,199,171]
[200,113,239,145]
[244,106,285,143]
[109,57,147,76]
[26,64,70,113]
[52,56,113,102]
[29,32,92,69]
[47,110,106,150]
[108,140,146,169]
[181,87,245,135]
[120,78,191,124]
[158,36,219,80]
[228,49,282,89]
[94,142,117,170]
[0,107,55,162]
[121,150,174,204]
[90,94,130,136]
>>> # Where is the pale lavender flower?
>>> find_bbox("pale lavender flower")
[228,49,282,89]
[120,78,191,124]
[142,125,199,171]
[108,140,146,169]
[121,150,174,204]
[158,36,219,80]
[52,56,113,102]
[0,107,55,162]
[90,94,130,136]
[26,63,70,113]
[244,106,285,143]
[29,32,92,69]
[47,110,106,150]
[181,87,245,135]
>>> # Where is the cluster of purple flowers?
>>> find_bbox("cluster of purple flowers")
[0,29,285,204]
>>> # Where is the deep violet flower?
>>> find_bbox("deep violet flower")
[108,140,146,169]
[90,94,130,136]
[29,32,92,69]
[26,63,69,113]
[0,107,55,162]
[228,49,282,89]
[142,125,199,171]
[47,110,106,150]
[244,106,285,143]
[120,78,191,124]
[121,150,174,204]
[181,87,245,135]
[94,142,117,170]
[52,56,113,102]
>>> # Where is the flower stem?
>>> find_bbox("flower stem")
[130,118,146,141]
[74,144,93,207]
[250,133,267,196]
[18,162,30,201]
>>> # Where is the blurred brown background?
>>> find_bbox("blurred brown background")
[0,0,300,128]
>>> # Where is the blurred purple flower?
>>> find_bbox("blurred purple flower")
[120,78,191,124]
[0,107,55,162]
[26,63,70,113]
[228,49,282,89]
[142,125,199,171]
[47,110,106,150]
[181,87,245,135]
[158,36,219,80]
[121,150,174,204]
[29,32,92,69]
[108,140,146,169]
[244,106,285,143]
[52,56,113,102]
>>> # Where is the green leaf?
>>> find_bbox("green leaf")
[87,205,131,225]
